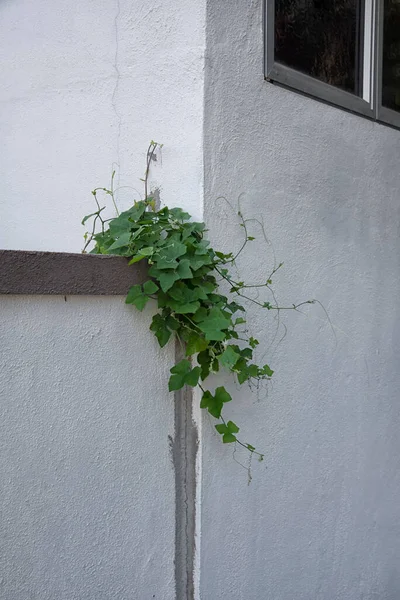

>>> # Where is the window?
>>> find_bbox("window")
[264,0,400,128]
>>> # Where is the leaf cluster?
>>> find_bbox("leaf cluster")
[83,198,275,457]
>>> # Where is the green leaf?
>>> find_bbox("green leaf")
[215,424,228,434]
[156,256,179,270]
[143,280,159,295]
[168,359,201,391]
[249,337,259,349]
[234,317,246,325]
[200,386,232,418]
[197,307,231,341]
[81,208,105,225]
[194,239,210,255]
[186,334,209,356]
[214,386,232,405]
[138,246,154,256]
[157,291,168,308]
[200,390,221,418]
[167,282,199,304]
[186,254,212,271]
[200,390,213,409]
[167,299,200,314]
[128,202,147,222]
[185,366,201,387]
[158,271,180,292]
[214,422,237,442]
[192,307,208,323]
[170,359,191,375]
[227,301,245,313]
[125,285,150,311]
[197,279,217,294]
[130,225,146,241]
[222,433,237,444]
[166,315,180,331]
[150,314,171,347]
[128,254,146,264]
[261,364,274,377]
[130,295,149,311]
[197,350,212,380]
[169,207,192,221]
[191,285,209,301]
[219,346,240,370]
[168,360,191,391]
[108,231,132,250]
[240,348,253,359]
[177,259,193,279]
[248,364,259,378]
[237,369,249,385]
[125,284,141,302]
[227,420,239,434]
[158,241,187,261]
[108,211,135,236]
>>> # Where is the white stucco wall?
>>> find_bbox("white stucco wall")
[0,295,175,599]
[202,2,400,599]
[0,3,206,597]
[0,0,205,252]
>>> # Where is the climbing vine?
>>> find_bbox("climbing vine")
[82,142,315,460]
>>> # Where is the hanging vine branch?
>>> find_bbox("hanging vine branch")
[82,142,315,460]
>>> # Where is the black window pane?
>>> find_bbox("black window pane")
[275,0,362,95]
[382,0,400,113]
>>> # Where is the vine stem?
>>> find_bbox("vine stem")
[110,170,120,216]
[144,141,158,200]
[220,416,264,459]
[214,265,315,311]
[196,390,264,461]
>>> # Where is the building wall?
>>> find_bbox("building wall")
[2,0,400,598]
[0,295,175,599]
[202,1,400,599]
[0,0,205,252]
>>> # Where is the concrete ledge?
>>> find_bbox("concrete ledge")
[0,250,147,295]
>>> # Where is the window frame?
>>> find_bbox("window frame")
[264,0,400,129]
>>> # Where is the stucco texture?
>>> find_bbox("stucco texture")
[202,1,400,599]
[0,296,175,600]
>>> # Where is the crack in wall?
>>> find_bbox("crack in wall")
[111,0,122,189]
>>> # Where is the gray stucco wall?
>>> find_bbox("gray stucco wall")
[0,296,175,600]
[202,2,400,599]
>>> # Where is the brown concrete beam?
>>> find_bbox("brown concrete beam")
[0,250,147,295]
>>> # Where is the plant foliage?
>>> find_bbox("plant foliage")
[82,142,314,460]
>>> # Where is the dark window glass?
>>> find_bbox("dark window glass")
[382,0,400,113]
[275,0,363,95]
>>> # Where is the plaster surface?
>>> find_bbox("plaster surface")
[202,1,400,599]
[0,0,205,251]
[0,296,175,600]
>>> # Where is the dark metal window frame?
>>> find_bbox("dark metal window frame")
[264,0,400,129]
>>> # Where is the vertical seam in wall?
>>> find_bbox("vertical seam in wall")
[173,2,207,595]
[111,0,122,189]
[173,341,198,600]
